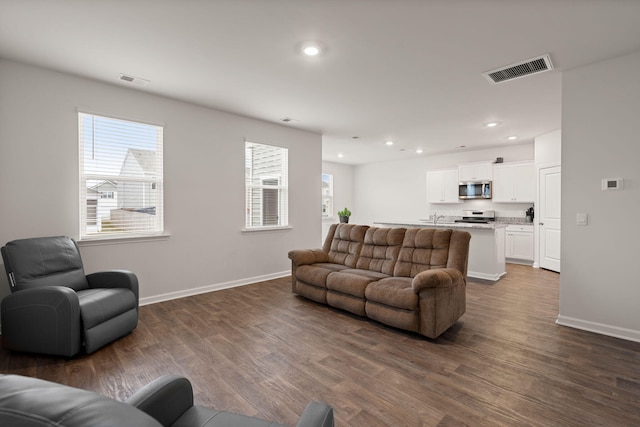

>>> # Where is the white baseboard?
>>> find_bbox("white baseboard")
[139,270,290,306]
[467,270,506,282]
[506,258,534,266]
[556,315,640,343]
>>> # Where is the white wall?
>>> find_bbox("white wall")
[0,59,322,305]
[534,129,561,167]
[321,161,354,244]
[559,50,640,342]
[353,144,535,226]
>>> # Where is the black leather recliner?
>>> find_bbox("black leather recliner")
[1,236,139,356]
[0,374,334,427]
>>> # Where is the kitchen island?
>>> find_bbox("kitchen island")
[374,221,506,281]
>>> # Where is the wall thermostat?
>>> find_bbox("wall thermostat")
[601,178,623,190]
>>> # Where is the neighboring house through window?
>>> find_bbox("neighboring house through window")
[79,113,164,239]
[245,141,288,229]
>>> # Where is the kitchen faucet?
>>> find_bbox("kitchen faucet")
[432,211,445,224]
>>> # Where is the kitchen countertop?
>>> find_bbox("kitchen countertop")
[374,220,507,230]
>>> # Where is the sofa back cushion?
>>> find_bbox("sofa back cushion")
[355,227,406,275]
[1,236,89,292]
[326,224,368,268]
[393,228,454,278]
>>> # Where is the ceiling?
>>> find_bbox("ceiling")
[2,1,640,165]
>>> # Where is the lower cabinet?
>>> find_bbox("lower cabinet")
[505,224,534,263]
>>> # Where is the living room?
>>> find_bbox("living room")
[1,1,640,426]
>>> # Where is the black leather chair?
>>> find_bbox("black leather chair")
[0,374,334,427]
[1,236,139,356]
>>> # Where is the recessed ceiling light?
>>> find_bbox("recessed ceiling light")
[485,122,500,128]
[301,42,322,56]
[416,149,423,154]
[304,46,319,56]
[385,141,394,146]
[337,153,344,158]
[507,136,517,140]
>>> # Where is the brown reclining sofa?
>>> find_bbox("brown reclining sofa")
[288,223,471,338]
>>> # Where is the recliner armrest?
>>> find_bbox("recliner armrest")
[0,287,81,356]
[296,401,334,427]
[412,268,465,293]
[126,375,194,427]
[288,249,329,265]
[86,270,139,304]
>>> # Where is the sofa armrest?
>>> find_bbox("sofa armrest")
[412,268,465,293]
[288,249,329,265]
[0,287,82,356]
[86,270,139,305]
[296,402,335,427]
[126,375,194,427]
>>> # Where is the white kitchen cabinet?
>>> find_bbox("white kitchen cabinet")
[493,162,535,202]
[505,224,534,262]
[426,169,461,204]
[458,161,493,181]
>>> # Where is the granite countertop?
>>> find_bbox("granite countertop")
[374,220,508,230]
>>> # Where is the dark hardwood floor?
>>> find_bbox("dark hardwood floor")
[2,264,639,426]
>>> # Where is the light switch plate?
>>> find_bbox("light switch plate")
[576,212,588,226]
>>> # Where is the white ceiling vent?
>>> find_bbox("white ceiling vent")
[483,54,553,84]
[119,73,150,86]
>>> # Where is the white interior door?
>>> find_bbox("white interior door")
[539,165,561,272]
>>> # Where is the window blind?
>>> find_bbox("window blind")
[79,113,164,239]
[245,141,288,229]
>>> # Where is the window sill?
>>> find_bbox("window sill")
[77,233,171,246]
[241,226,292,233]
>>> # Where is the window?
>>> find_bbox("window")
[321,173,333,218]
[79,113,164,239]
[245,141,288,229]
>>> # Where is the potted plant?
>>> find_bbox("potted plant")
[337,207,352,223]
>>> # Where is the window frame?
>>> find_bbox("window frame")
[244,140,289,231]
[78,112,165,241]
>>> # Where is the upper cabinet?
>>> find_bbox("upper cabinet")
[426,169,461,204]
[493,162,535,203]
[458,161,493,181]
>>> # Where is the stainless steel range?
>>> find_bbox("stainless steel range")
[455,210,496,224]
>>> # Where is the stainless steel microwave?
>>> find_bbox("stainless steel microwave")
[459,181,492,199]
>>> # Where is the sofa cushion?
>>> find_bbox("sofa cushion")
[173,405,287,427]
[296,263,348,288]
[364,277,417,310]
[365,301,420,333]
[326,269,389,298]
[355,227,405,275]
[393,228,453,278]
[327,224,368,268]
[77,288,137,330]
